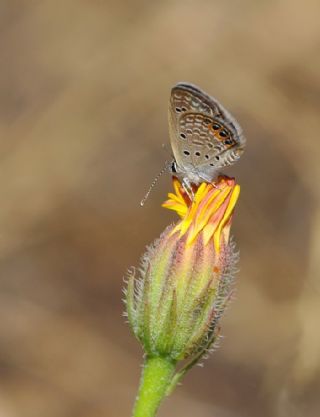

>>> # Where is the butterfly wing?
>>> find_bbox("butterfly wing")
[168,83,245,182]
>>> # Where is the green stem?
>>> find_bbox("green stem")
[132,355,176,417]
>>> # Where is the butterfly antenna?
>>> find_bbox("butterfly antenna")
[140,161,171,206]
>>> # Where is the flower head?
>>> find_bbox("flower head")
[163,176,240,252]
[125,176,240,369]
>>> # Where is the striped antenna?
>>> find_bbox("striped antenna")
[140,160,171,206]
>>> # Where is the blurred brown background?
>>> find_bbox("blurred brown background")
[0,1,320,416]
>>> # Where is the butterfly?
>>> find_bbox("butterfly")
[168,82,245,188]
[140,82,245,206]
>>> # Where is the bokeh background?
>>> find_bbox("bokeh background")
[0,1,320,416]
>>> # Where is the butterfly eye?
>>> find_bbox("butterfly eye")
[181,107,187,112]
[183,150,190,156]
[180,133,186,139]
[224,139,233,145]
[195,151,201,157]
[205,154,209,159]
[219,130,228,137]
[215,156,220,161]
[212,123,220,130]
[175,107,182,112]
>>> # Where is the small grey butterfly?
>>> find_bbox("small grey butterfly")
[169,82,245,187]
[140,82,245,205]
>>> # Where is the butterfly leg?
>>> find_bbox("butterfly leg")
[198,173,220,190]
[181,178,194,201]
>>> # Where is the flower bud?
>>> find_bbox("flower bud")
[125,176,240,366]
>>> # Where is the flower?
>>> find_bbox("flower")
[125,176,240,371]
[163,176,240,252]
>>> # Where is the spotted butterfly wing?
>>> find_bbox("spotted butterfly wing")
[168,82,245,184]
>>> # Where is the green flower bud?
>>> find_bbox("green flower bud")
[125,176,240,370]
